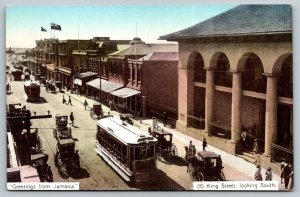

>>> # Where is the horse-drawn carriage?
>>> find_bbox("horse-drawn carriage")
[54,138,80,177]
[185,148,226,181]
[53,115,72,140]
[46,80,56,93]
[90,104,103,120]
[150,126,178,160]
[31,153,53,182]
[11,69,23,81]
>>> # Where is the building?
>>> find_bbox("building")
[160,5,293,165]
[140,52,179,127]
[106,38,178,115]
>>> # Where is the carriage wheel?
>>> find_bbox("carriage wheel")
[197,172,205,181]
[170,144,178,157]
[156,147,163,161]
[219,171,226,181]
[188,164,196,181]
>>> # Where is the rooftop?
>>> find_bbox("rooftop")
[140,52,179,61]
[111,43,178,57]
[160,5,292,40]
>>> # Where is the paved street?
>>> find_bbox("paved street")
[7,56,284,190]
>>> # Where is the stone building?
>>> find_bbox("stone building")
[160,5,292,165]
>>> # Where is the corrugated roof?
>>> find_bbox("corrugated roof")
[160,5,292,40]
[140,52,179,61]
[110,43,178,56]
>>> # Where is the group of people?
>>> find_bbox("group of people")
[188,138,207,153]
[62,95,73,106]
[254,163,294,190]
[254,165,272,181]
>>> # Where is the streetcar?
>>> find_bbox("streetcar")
[24,80,41,102]
[95,117,158,185]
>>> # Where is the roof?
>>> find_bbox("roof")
[140,52,179,61]
[59,138,75,145]
[110,87,140,98]
[160,5,292,40]
[197,151,220,158]
[110,43,178,57]
[24,80,40,87]
[86,78,123,93]
[97,117,157,145]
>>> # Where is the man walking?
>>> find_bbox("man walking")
[84,99,88,110]
[202,138,207,151]
[62,95,66,104]
[70,112,74,127]
[67,95,72,106]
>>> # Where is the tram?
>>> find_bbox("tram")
[96,116,158,184]
[24,80,41,102]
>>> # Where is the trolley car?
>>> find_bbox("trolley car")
[96,117,158,184]
[24,80,41,102]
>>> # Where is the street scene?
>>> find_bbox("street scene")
[6,4,293,191]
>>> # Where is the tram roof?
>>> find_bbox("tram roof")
[24,80,40,87]
[97,117,157,145]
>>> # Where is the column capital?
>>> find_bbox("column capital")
[262,73,280,78]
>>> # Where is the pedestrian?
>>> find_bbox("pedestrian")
[287,165,294,190]
[281,163,292,189]
[148,127,152,135]
[84,99,88,110]
[241,129,247,148]
[70,112,74,127]
[254,165,263,181]
[265,167,272,181]
[253,138,260,164]
[67,95,72,106]
[109,99,112,110]
[202,138,207,151]
[62,95,66,104]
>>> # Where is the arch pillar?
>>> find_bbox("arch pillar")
[264,74,278,157]
[231,70,242,143]
[205,68,214,132]
[176,62,189,129]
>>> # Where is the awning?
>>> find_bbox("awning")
[58,67,72,75]
[74,71,98,79]
[46,64,57,72]
[74,78,82,86]
[86,78,123,93]
[110,87,141,98]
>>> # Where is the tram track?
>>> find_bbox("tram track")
[36,119,119,190]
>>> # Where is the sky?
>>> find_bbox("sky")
[6,5,236,48]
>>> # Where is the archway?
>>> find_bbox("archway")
[210,52,232,139]
[276,54,293,150]
[187,52,205,129]
[239,53,266,153]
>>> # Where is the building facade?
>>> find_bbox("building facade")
[160,5,293,165]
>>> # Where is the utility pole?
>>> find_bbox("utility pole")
[98,48,102,103]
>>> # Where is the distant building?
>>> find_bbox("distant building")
[160,5,293,165]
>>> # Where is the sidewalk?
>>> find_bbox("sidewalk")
[63,90,286,189]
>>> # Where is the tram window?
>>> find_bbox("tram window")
[147,146,154,157]
[135,148,141,160]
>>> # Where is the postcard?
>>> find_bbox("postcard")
[6,4,293,191]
